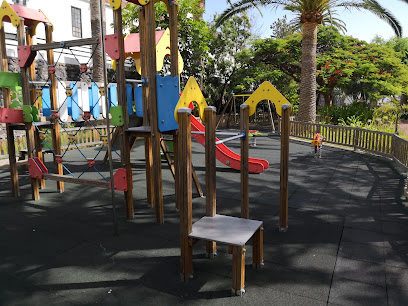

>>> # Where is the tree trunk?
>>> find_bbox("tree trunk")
[322,92,333,106]
[401,94,407,105]
[298,22,318,122]
[90,0,106,83]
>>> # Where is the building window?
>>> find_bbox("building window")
[71,7,82,38]
[12,0,27,5]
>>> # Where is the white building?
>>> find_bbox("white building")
[3,0,116,65]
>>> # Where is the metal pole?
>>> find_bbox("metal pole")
[100,0,118,236]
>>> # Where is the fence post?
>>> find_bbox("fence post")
[353,127,359,151]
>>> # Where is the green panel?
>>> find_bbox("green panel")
[0,72,21,89]
[110,106,124,127]
[22,105,33,123]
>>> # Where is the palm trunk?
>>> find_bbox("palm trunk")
[90,0,106,83]
[298,22,318,122]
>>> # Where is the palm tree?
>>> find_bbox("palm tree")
[90,0,106,83]
[216,0,408,122]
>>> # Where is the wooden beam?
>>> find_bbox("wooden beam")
[0,25,19,197]
[139,7,154,206]
[205,106,217,256]
[232,245,245,296]
[31,36,100,52]
[252,225,264,269]
[17,19,40,200]
[240,104,249,219]
[279,104,291,231]
[113,7,134,219]
[146,0,164,224]
[178,108,193,280]
[26,28,46,190]
[43,173,110,188]
[169,1,179,78]
[45,25,64,193]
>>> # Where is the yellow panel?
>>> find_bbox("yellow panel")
[110,0,122,10]
[243,81,291,117]
[0,1,19,28]
[174,76,208,123]
[156,28,184,74]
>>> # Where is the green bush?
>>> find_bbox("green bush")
[317,101,374,125]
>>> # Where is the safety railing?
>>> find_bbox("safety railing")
[279,119,408,168]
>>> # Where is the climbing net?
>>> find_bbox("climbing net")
[25,41,122,182]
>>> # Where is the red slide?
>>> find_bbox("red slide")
[191,115,269,174]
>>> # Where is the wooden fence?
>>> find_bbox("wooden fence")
[0,125,111,159]
[281,120,408,168]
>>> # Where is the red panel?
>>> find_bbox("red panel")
[124,30,165,54]
[0,108,24,124]
[10,4,51,25]
[17,45,36,68]
[103,34,121,60]
[110,168,130,192]
[28,157,48,179]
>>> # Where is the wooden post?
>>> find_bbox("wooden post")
[113,7,134,219]
[178,108,193,280]
[146,1,164,223]
[169,1,180,209]
[240,104,249,219]
[279,104,291,231]
[0,24,19,197]
[169,1,179,78]
[139,6,154,207]
[353,127,359,152]
[45,24,64,193]
[232,245,246,296]
[17,20,40,200]
[205,106,216,257]
[26,27,45,190]
[252,224,264,269]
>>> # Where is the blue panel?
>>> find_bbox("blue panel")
[90,83,100,119]
[126,84,134,116]
[109,84,118,108]
[156,74,179,132]
[70,82,80,121]
[41,86,51,116]
[135,86,143,117]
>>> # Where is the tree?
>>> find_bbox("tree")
[90,0,106,83]
[246,26,408,107]
[270,15,296,39]
[216,0,407,122]
[203,14,253,110]
[122,0,210,84]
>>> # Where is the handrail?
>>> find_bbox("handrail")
[278,119,408,169]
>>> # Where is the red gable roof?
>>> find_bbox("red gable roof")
[124,30,165,54]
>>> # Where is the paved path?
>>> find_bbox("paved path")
[0,135,407,305]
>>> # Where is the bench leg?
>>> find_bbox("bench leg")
[181,237,193,281]
[206,241,217,258]
[232,245,245,296]
[252,225,264,270]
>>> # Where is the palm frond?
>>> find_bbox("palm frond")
[337,0,403,37]
[215,0,288,28]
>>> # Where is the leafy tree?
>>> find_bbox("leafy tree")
[203,15,253,110]
[248,26,408,107]
[270,15,296,39]
[122,0,210,84]
[216,0,407,122]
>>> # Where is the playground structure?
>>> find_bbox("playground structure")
[0,0,292,295]
[311,132,324,158]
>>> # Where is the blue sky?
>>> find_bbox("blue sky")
[203,0,408,42]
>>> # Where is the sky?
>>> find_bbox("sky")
[203,0,408,43]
